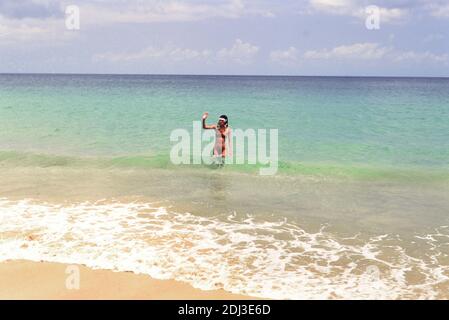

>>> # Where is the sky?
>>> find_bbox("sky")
[0,0,448,76]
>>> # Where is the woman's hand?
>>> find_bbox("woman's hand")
[202,112,215,129]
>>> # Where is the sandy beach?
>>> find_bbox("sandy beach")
[0,260,254,300]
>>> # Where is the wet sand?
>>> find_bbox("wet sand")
[0,260,255,300]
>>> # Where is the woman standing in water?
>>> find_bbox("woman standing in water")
[202,112,232,167]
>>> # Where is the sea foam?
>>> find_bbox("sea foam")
[0,198,447,299]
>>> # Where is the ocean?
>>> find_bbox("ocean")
[0,74,448,299]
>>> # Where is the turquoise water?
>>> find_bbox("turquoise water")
[0,74,449,299]
[1,74,448,177]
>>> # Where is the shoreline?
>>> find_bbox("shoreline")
[0,260,256,300]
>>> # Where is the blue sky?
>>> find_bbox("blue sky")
[0,0,448,76]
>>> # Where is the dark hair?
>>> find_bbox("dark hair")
[219,115,229,127]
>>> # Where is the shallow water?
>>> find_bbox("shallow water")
[0,166,448,299]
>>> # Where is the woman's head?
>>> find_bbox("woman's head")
[218,115,228,128]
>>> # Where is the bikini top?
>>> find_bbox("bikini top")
[216,128,227,139]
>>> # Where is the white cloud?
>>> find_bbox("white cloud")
[292,42,449,66]
[393,51,449,65]
[0,18,46,41]
[80,0,274,25]
[270,47,299,65]
[0,0,276,35]
[94,39,260,65]
[308,0,407,23]
[93,46,211,63]
[371,7,407,23]
[310,0,353,13]
[0,15,75,45]
[304,42,391,60]
[216,39,259,64]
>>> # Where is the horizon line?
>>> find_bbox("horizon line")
[1,72,449,79]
